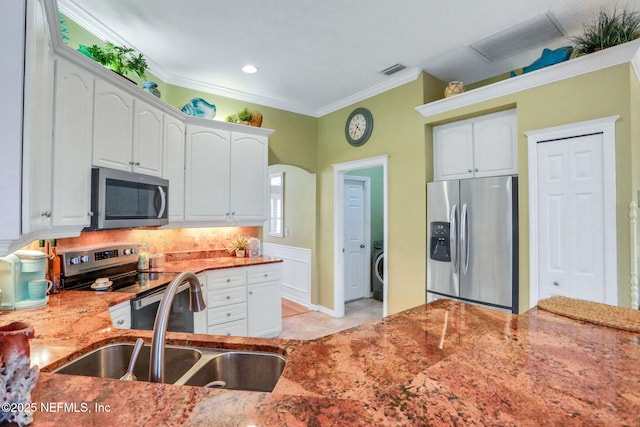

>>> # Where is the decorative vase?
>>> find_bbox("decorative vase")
[444,81,464,97]
[0,322,39,427]
[235,249,246,258]
[249,110,263,127]
[142,81,161,98]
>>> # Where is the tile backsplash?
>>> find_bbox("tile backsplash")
[21,226,260,256]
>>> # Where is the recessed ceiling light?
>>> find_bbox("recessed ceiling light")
[242,65,258,74]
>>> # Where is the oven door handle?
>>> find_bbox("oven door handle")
[134,283,189,310]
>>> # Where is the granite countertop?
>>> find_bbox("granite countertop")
[1,289,638,425]
[149,255,283,274]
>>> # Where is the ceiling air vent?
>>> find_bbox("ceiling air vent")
[380,63,407,76]
[470,12,566,62]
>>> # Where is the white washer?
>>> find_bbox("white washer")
[371,241,384,301]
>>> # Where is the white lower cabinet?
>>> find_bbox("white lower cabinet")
[109,301,131,329]
[200,264,282,338]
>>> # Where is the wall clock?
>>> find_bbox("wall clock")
[345,108,373,147]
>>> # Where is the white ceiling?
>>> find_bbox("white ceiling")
[58,0,640,117]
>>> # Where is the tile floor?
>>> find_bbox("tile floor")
[278,298,383,340]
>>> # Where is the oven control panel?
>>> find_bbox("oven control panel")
[60,244,140,276]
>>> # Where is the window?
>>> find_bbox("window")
[269,172,284,237]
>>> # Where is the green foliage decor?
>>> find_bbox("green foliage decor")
[226,107,253,123]
[85,42,148,79]
[572,7,640,56]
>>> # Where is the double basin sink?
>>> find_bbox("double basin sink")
[54,342,286,392]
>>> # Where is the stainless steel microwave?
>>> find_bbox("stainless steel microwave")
[87,167,169,230]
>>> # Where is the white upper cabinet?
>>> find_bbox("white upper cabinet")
[185,125,231,222]
[51,58,94,228]
[132,101,164,176]
[22,0,55,234]
[163,115,186,222]
[93,79,134,172]
[433,109,517,181]
[93,79,163,176]
[230,133,268,222]
[183,123,270,225]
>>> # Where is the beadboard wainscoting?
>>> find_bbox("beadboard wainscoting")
[263,243,311,307]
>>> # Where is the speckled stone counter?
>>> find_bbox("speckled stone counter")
[149,255,283,275]
[1,294,639,425]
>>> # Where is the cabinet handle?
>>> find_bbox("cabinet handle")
[226,279,231,283]
[264,273,268,277]
[553,281,559,287]
[249,291,253,295]
[88,211,94,217]
[226,312,231,317]
[117,319,124,326]
[226,295,231,300]
[41,211,51,218]
[231,212,236,216]
[129,161,134,165]
[474,168,479,172]
[134,161,141,166]
[226,333,231,336]
[467,169,472,173]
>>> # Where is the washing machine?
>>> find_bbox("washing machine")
[371,241,384,301]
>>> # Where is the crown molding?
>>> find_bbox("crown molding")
[57,0,422,118]
[416,38,640,119]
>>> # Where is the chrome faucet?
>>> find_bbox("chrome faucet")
[149,272,206,383]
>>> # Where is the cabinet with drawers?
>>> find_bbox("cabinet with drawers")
[198,263,282,338]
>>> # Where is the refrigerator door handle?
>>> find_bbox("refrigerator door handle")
[450,204,458,271]
[461,203,469,274]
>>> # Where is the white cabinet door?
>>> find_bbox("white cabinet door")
[22,0,55,234]
[163,114,186,222]
[433,122,474,181]
[185,125,231,221]
[132,101,163,177]
[93,79,134,172]
[473,110,518,178]
[433,109,517,181]
[51,59,94,227]
[230,132,268,221]
[248,281,282,338]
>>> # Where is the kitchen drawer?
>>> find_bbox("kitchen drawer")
[205,269,246,289]
[247,265,281,284]
[207,285,246,308]
[207,319,247,337]
[207,302,246,326]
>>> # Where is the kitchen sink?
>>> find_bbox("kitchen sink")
[179,351,286,392]
[54,343,286,392]
[54,342,202,384]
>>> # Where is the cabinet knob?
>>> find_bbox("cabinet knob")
[553,281,559,287]
[249,291,253,295]
[226,295,231,300]
[226,333,231,336]
[134,161,141,166]
[226,279,230,283]
[41,211,51,218]
[264,273,268,277]
[474,168,479,172]
[88,211,94,217]
[467,169,472,173]
[129,161,134,165]
[226,312,231,317]
[231,212,236,216]
[117,319,124,326]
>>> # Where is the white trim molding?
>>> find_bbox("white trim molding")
[526,115,619,309]
[630,202,639,310]
[417,39,640,119]
[333,155,389,318]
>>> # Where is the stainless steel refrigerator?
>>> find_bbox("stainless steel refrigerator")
[426,176,518,313]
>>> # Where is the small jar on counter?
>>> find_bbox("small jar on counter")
[137,243,150,270]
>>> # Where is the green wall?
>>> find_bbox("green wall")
[424,63,636,311]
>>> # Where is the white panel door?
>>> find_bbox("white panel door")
[433,122,473,181]
[132,101,163,177]
[184,125,230,221]
[93,79,134,172]
[229,133,268,221]
[344,179,367,301]
[52,59,94,227]
[537,133,605,303]
[163,115,186,222]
